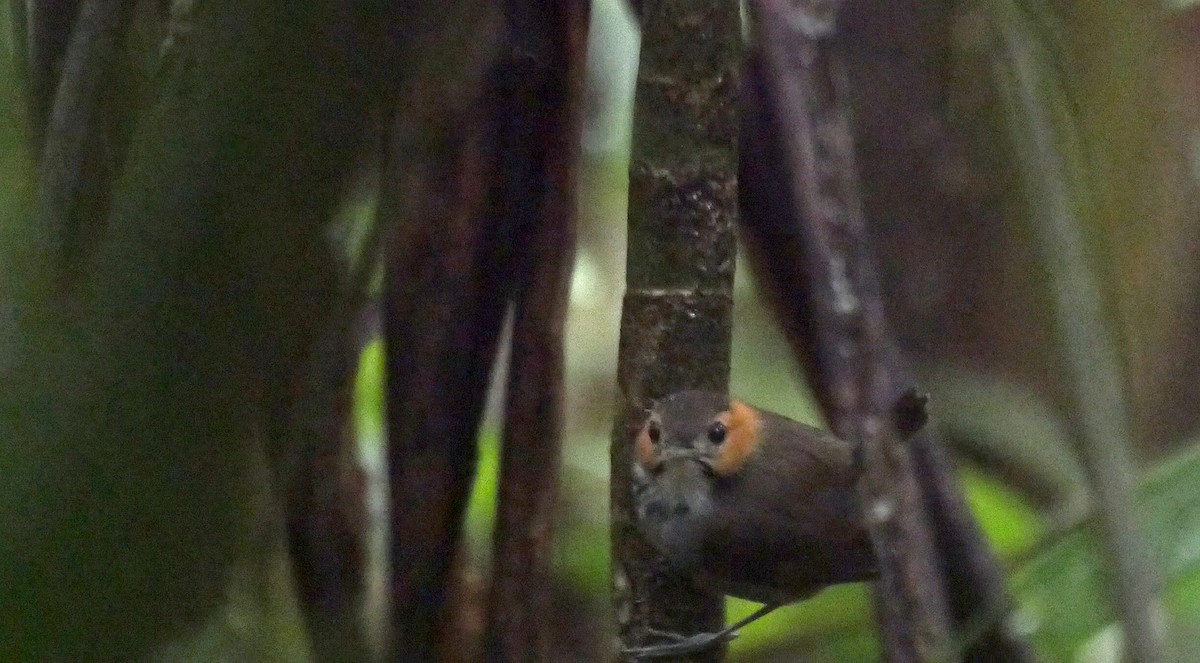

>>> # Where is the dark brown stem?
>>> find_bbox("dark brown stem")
[283,161,383,660]
[835,2,1039,659]
[383,92,510,660]
[283,366,368,661]
[611,1,741,660]
[906,428,1037,662]
[484,0,588,659]
[740,1,953,660]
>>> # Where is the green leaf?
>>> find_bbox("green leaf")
[962,469,1045,556]
[464,429,501,563]
[353,339,386,444]
[1014,445,1200,659]
[726,584,874,658]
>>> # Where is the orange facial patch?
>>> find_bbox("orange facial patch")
[711,400,762,476]
[635,421,660,470]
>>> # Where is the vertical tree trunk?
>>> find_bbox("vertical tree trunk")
[611,1,741,659]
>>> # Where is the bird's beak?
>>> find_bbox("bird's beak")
[657,447,716,477]
[657,447,703,463]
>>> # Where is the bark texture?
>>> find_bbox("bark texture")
[611,1,741,660]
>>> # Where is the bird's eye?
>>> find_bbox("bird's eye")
[647,423,661,444]
[707,421,727,444]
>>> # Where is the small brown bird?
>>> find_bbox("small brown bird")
[625,391,881,658]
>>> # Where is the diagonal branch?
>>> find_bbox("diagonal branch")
[834,2,1040,659]
[739,1,952,660]
[993,10,1166,662]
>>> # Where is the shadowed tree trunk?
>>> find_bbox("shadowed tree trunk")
[383,84,509,661]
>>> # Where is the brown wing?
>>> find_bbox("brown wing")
[697,413,875,603]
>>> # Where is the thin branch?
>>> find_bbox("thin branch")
[740,1,953,660]
[611,1,741,659]
[905,428,1038,662]
[823,2,1042,657]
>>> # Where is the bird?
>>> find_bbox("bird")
[624,390,896,658]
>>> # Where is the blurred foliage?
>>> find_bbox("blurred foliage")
[1015,445,1200,661]
[926,365,1091,525]
[0,2,36,279]
[149,539,314,662]
[5,0,1200,658]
